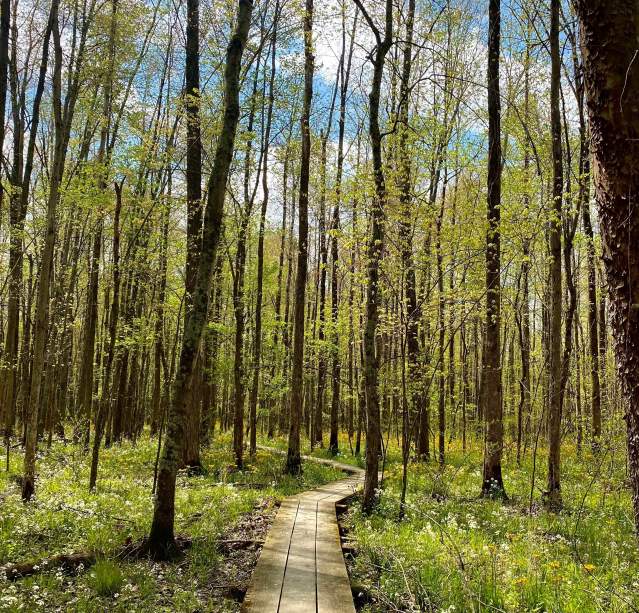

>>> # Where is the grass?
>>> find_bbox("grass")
[3,427,636,612]
[342,434,639,612]
[90,560,123,597]
[0,432,342,612]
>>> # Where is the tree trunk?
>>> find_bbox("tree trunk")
[482,0,505,497]
[249,2,279,456]
[90,180,123,490]
[354,0,393,512]
[328,2,356,455]
[397,0,418,476]
[148,0,252,559]
[182,0,204,470]
[1,0,52,469]
[23,0,83,500]
[285,0,313,476]
[574,0,639,535]
[546,0,563,511]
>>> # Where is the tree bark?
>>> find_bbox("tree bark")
[546,0,563,511]
[574,0,639,534]
[23,0,89,500]
[397,0,419,477]
[354,0,393,512]
[481,0,505,497]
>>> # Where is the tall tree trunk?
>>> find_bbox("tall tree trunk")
[517,27,532,467]
[285,0,313,476]
[397,0,418,480]
[2,0,52,468]
[354,0,393,512]
[313,78,338,448]
[546,0,563,511]
[89,180,123,490]
[435,186,446,466]
[0,0,9,222]
[232,50,264,469]
[249,2,279,456]
[148,0,252,558]
[571,23,602,450]
[23,0,85,500]
[574,0,639,536]
[482,0,505,497]
[78,0,118,450]
[182,0,204,470]
[328,2,356,455]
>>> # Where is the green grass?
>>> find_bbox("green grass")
[90,560,124,597]
[344,435,639,612]
[3,428,635,612]
[0,433,342,612]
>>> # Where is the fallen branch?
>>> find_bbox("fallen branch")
[4,552,96,581]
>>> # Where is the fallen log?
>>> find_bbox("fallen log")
[4,551,97,581]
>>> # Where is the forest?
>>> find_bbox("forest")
[1,0,639,610]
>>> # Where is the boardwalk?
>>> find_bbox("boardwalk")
[242,456,364,613]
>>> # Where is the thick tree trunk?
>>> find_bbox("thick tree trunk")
[574,0,639,534]
[481,0,505,497]
[182,0,203,470]
[148,0,252,559]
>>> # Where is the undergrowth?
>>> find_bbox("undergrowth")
[0,433,341,612]
[341,436,639,612]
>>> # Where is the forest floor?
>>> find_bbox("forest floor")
[334,435,639,612]
[1,432,638,612]
[0,434,342,612]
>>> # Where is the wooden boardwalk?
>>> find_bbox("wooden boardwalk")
[242,455,364,613]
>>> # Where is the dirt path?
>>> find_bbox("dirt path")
[241,451,364,612]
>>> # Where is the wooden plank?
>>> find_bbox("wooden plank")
[298,478,360,503]
[278,499,318,612]
[242,450,366,613]
[241,499,299,612]
[316,500,356,613]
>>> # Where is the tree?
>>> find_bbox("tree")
[354,0,393,512]
[148,0,253,559]
[481,0,506,498]
[1,0,53,468]
[397,0,418,502]
[249,0,280,457]
[285,0,313,476]
[182,0,204,471]
[23,0,93,500]
[546,0,563,511]
[574,0,639,535]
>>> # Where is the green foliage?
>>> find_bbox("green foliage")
[90,560,124,597]
[339,438,639,613]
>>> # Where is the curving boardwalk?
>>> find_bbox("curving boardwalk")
[242,454,364,613]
